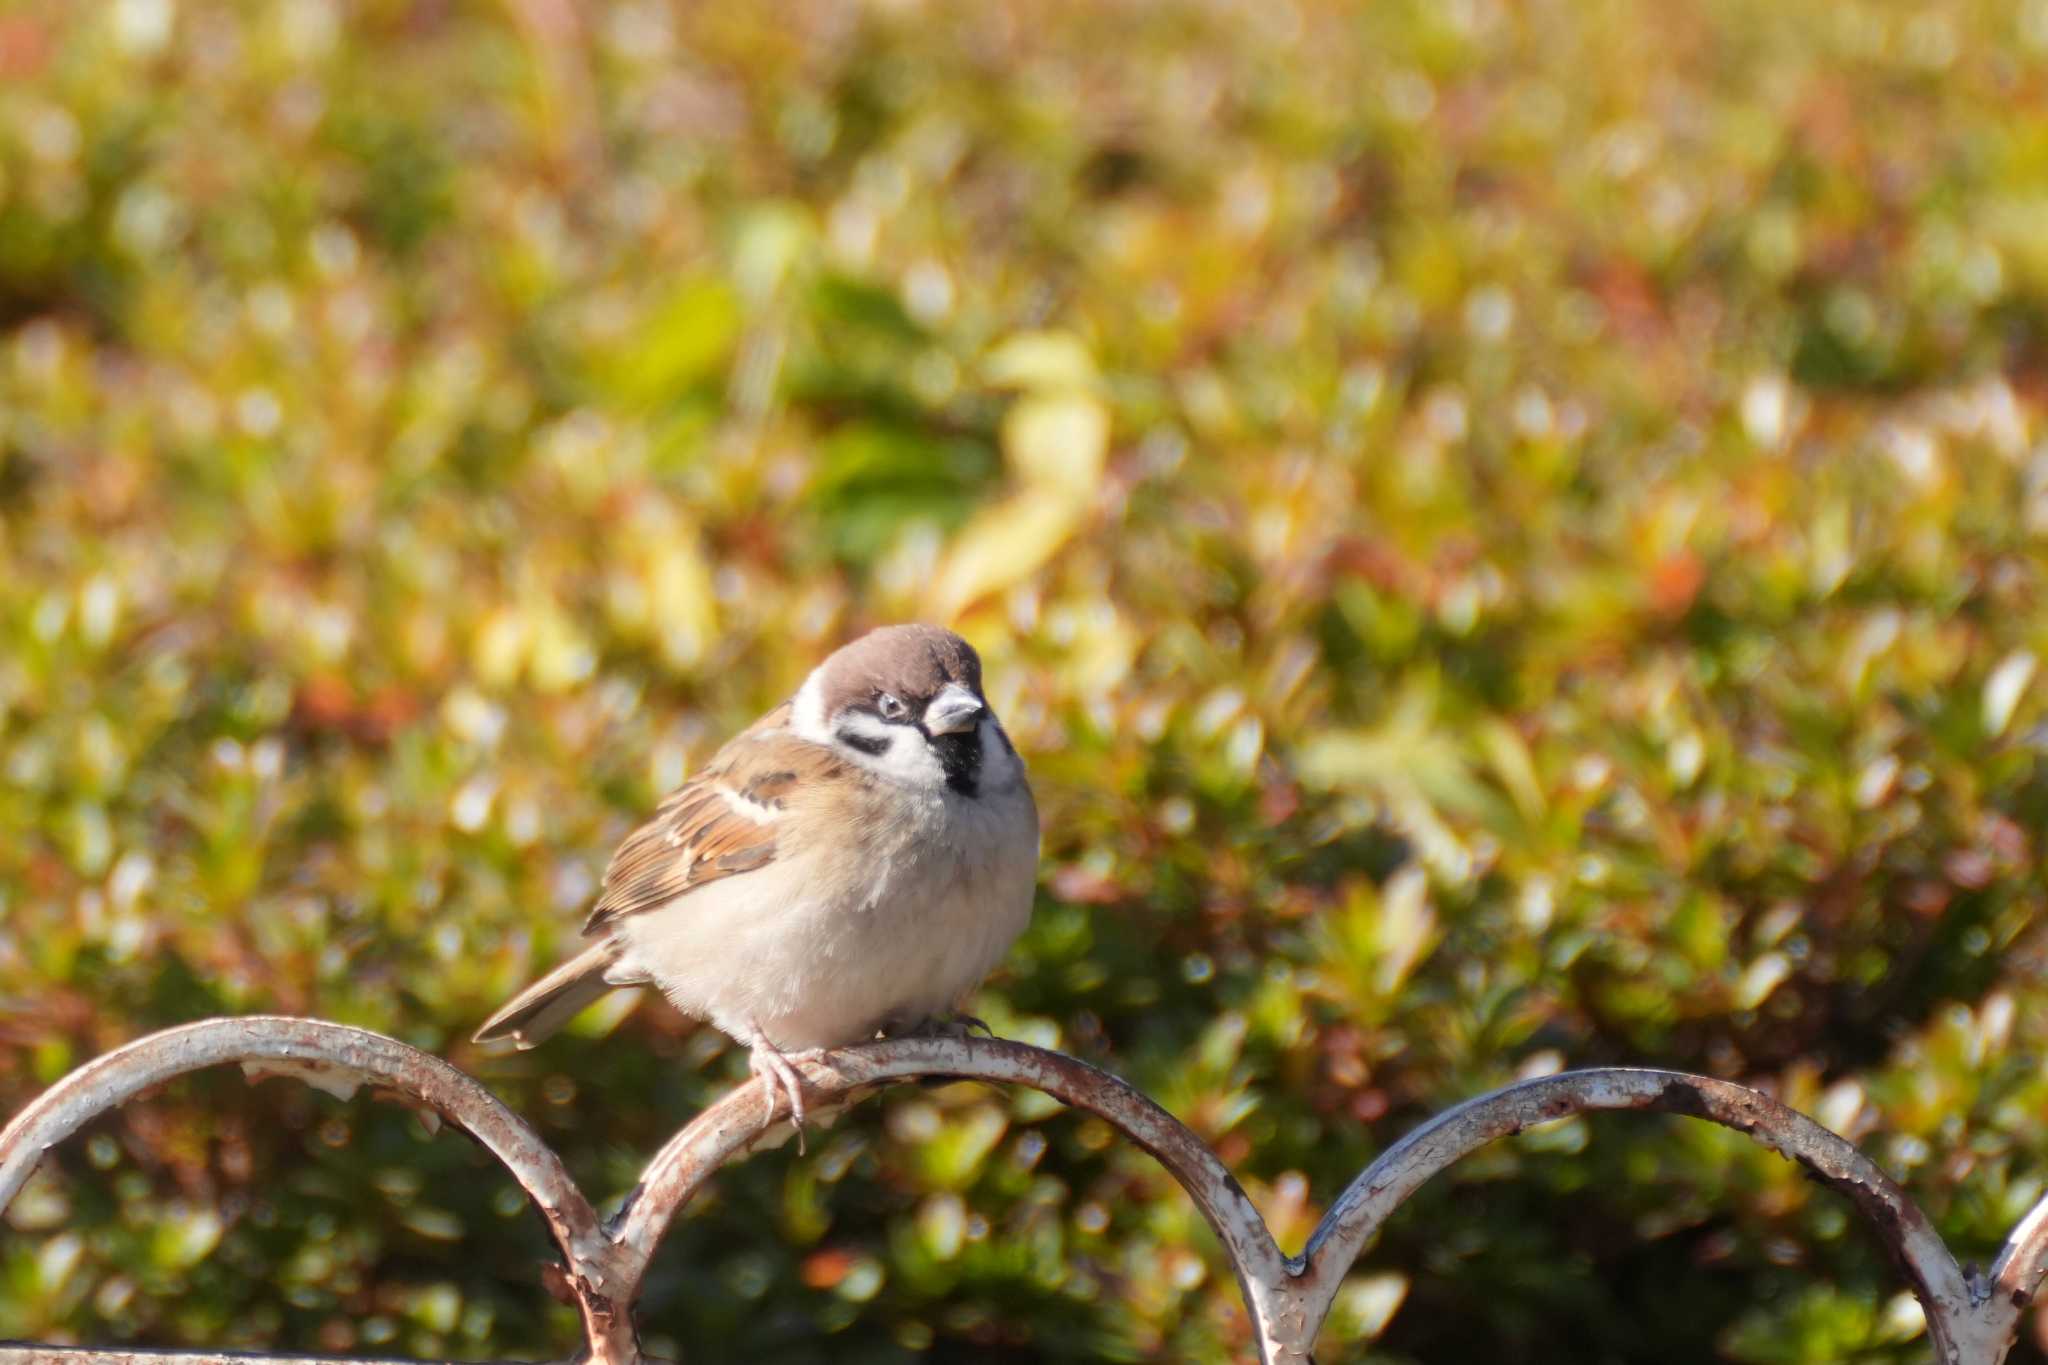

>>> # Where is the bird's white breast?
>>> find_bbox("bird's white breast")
[612,729,1038,1051]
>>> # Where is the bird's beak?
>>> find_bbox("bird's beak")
[923,682,986,735]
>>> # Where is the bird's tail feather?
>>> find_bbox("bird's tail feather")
[473,940,626,1048]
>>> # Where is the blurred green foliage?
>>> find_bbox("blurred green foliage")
[4,0,2048,1360]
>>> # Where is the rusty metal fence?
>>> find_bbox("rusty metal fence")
[4,1016,2047,1363]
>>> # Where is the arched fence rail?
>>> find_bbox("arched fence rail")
[2,1017,2045,1363]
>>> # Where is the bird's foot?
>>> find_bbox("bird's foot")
[745,1029,826,1153]
[902,1012,994,1041]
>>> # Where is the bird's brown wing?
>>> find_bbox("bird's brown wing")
[581,702,839,933]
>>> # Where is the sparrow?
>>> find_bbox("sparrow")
[474,625,1039,1143]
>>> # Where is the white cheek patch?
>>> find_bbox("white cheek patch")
[791,671,829,743]
[833,710,944,786]
[833,709,893,746]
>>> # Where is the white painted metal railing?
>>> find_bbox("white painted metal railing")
[2,1017,2043,1362]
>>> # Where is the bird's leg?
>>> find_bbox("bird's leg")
[742,1025,823,1153]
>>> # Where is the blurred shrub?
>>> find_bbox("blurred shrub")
[4,0,2048,1360]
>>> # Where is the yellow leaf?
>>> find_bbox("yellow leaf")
[1316,868,1442,1019]
[1327,1273,1411,1343]
[732,201,814,300]
[1373,866,1438,996]
[1475,718,1545,820]
[648,539,718,670]
[611,278,740,407]
[1060,612,1139,694]
[527,601,594,693]
[931,489,1083,618]
[472,606,528,689]
[1003,391,1110,490]
[982,330,1098,392]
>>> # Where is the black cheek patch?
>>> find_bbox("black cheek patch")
[837,728,889,756]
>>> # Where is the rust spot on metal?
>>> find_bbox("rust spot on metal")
[539,1259,576,1304]
[1653,1079,1709,1119]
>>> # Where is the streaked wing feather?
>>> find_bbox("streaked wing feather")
[581,704,841,933]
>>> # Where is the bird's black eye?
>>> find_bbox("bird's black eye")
[876,693,907,721]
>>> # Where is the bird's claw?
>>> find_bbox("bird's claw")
[747,1032,824,1154]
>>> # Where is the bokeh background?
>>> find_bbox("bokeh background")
[4,0,2048,1360]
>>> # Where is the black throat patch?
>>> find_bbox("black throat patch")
[930,728,981,797]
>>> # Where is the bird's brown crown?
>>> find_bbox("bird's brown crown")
[814,624,984,718]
